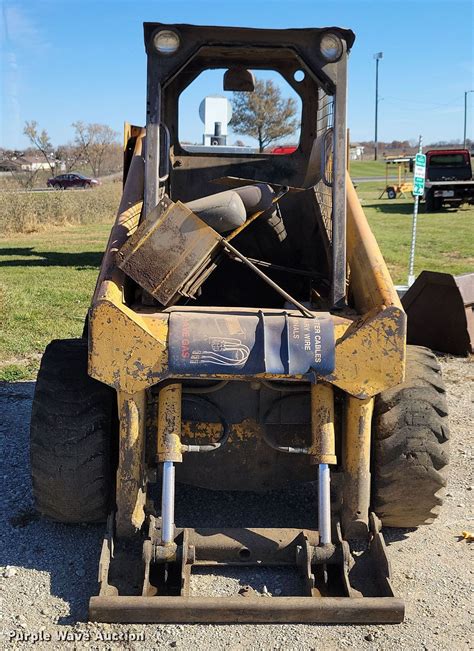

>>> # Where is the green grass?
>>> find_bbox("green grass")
[1,184,472,381]
[0,223,111,381]
[349,160,386,178]
[357,181,474,283]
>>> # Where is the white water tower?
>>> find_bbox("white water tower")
[199,96,232,146]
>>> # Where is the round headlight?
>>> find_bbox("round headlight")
[320,33,343,62]
[153,30,180,55]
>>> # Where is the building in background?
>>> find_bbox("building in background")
[349,144,365,160]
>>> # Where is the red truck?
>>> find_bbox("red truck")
[424,148,474,211]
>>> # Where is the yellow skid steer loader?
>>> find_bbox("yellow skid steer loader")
[30,23,450,624]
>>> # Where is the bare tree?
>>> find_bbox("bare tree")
[101,142,123,175]
[72,121,119,177]
[55,143,83,173]
[11,168,40,190]
[230,79,299,152]
[23,120,55,174]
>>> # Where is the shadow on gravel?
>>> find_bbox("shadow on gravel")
[0,382,103,624]
[383,527,415,544]
[0,248,102,269]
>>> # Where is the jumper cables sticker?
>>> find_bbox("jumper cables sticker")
[168,311,334,377]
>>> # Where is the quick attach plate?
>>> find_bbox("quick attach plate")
[89,514,404,624]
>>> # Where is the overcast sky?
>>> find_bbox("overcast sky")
[1,0,473,149]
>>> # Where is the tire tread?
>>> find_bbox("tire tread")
[30,339,116,523]
[372,345,450,527]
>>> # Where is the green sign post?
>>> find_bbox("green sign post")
[408,137,424,286]
[412,153,426,196]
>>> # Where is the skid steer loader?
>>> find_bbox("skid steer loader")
[30,23,450,624]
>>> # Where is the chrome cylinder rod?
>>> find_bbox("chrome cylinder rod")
[161,461,176,545]
[318,463,331,545]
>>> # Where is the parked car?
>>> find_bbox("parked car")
[47,173,100,189]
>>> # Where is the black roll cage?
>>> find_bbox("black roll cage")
[143,22,355,308]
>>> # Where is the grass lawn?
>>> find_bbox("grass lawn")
[0,223,111,381]
[359,182,474,283]
[349,160,386,178]
[1,184,472,381]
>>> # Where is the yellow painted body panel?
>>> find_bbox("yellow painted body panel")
[342,396,374,537]
[89,293,404,400]
[89,278,168,394]
[116,390,147,537]
[157,383,183,463]
[309,383,336,464]
[89,172,405,400]
[86,128,406,534]
[329,305,405,398]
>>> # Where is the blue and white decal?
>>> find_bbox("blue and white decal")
[168,311,335,380]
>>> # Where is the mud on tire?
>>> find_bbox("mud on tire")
[372,345,450,528]
[30,338,116,523]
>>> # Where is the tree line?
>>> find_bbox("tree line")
[2,121,122,187]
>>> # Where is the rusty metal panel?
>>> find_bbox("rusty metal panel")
[90,517,404,623]
[117,198,221,305]
[89,595,404,624]
[187,528,319,564]
[88,280,169,394]
[327,305,406,399]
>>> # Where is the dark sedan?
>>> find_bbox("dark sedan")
[47,173,100,189]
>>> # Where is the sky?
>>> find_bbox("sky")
[1,0,473,150]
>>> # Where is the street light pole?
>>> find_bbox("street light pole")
[374,52,383,160]
[464,90,473,149]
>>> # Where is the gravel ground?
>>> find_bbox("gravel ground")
[0,355,472,650]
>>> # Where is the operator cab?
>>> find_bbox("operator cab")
[141,23,355,310]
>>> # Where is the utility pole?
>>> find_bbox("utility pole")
[374,52,383,160]
[464,90,473,149]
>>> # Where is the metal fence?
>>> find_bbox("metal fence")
[314,87,334,242]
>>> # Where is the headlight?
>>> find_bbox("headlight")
[320,33,343,62]
[153,30,180,55]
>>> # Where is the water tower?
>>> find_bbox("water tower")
[199,96,232,146]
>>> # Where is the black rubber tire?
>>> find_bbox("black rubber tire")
[387,186,397,200]
[425,190,433,212]
[425,190,441,212]
[30,338,117,523]
[372,345,449,528]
